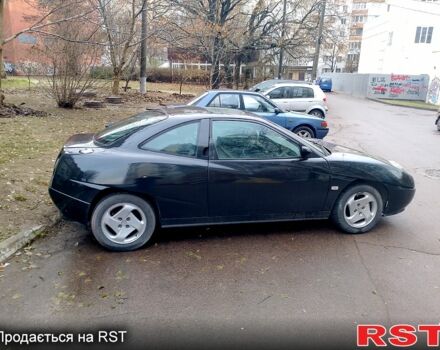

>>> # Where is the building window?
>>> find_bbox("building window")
[353,2,366,9]
[415,26,434,43]
[388,31,393,46]
[343,5,348,12]
[341,18,346,25]
[347,53,360,62]
[353,16,365,23]
[349,41,361,50]
[17,34,37,45]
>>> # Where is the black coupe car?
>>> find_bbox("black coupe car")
[49,106,415,251]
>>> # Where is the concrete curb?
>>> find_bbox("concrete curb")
[0,214,60,263]
[367,98,439,112]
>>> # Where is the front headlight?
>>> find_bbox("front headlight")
[389,160,403,170]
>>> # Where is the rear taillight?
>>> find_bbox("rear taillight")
[321,121,328,128]
[323,95,327,102]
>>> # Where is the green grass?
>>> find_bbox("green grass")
[379,99,439,111]
[0,76,38,89]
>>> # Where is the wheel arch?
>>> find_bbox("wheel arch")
[87,188,162,226]
[292,124,317,137]
[330,179,389,213]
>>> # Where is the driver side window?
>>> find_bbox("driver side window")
[212,120,300,160]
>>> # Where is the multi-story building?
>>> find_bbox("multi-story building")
[346,0,385,72]
[318,0,386,75]
[318,0,351,74]
[358,0,440,81]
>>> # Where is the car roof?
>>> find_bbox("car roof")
[269,82,316,88]
[150,105,261,120]
[204,90,262,95]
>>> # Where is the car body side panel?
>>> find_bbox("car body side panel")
[208,157,332,220]
[50,150,209,225]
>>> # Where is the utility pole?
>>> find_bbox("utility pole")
[277,0,287,79]
[311,0,326,81]
[139,0,147,94]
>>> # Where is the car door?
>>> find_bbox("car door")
[241,94,286,128]
[292,86,315,112]
[266,87,292,111]
[207,119,331,222]
[138,119,209,226]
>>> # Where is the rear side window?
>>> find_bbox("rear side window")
[94,111,167,146]
[290,87,314,98]
[208,94,240,109]
[141,122,200,157]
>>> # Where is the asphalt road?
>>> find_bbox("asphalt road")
[1,94,439,349]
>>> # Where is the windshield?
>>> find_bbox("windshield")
[94,111,167,146]
[250,80,278,92]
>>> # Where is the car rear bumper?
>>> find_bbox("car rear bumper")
[316,128,329,139]
[383,185,415,216]
[49,187,90,224]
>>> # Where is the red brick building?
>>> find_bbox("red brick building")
[3,0,41,68]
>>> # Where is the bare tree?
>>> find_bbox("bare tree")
[95,0,147,95]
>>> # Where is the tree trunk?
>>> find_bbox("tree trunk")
[112,68,121,95]
[223,60,233,88]
[0,0,5,103]
[234,56,241,89]
[210,36,221,89]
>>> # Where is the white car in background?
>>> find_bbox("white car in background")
[257,82,328,118]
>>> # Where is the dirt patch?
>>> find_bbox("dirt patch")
[118,90,195,106]
[0,86,200,243]
[0,102,48,118]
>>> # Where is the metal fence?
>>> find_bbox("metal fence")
[323,73,430,101]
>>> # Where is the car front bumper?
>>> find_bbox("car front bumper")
[383,185,416,216]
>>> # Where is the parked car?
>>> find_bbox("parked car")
[249,79,309,92]
[436,110,440,131]
[49,106,415,251]
[188,90,328,139]
[316,77,333,92]
[260,82,328,118]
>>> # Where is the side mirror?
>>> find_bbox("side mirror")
[274,108,281,114]
[300,145,313,159]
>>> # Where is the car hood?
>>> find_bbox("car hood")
[309,139,415,188]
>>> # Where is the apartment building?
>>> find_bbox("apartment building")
[358,0,440,80]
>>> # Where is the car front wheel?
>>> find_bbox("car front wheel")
[331,184,383,234]
[91,194,156,251]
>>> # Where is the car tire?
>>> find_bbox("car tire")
[331,184,383,234]
[293,125,315,138]
[309,109,325,119]
[91,193,156,251]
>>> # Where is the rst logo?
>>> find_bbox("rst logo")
[357,324,440,347]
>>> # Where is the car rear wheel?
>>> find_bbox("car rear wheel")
[91,194,156,251]
[293,125,315,138]
[309,109,325,119]
[331,184,383,234]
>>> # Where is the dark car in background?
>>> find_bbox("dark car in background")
[189,90,328,139]
[316,77,333,92]
[49,106,415,252]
